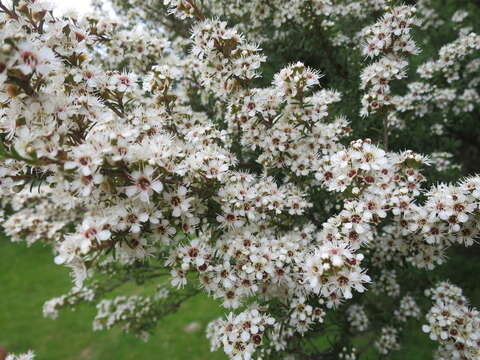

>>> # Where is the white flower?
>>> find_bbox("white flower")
[126,166,163,202]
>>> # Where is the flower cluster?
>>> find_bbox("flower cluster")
[190,19,265,98]
[390,30,480,130]
[43,287,95,320]
[423,282,480,360]
[163,0,199,19]
[418,32,480,83]
[304,240,370,302]
[169,225,314,304]
[394,295,421,323]
[360,5,420,115]
[346,304,369,332]
[430,152,462,172]
[373,269,400,298]
[5,352,35,360]
[227,62,347,176]
[374,326,401,355]
[93,295,154,341]
[206,306,275,360]
[339,347,358,360]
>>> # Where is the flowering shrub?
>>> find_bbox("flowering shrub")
[1,0,479,359]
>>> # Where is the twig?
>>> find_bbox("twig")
[383,116,389,151]
[0,1,18,19]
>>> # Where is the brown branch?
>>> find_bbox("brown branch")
[0,1,18,19]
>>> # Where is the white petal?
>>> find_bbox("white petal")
[125,186,137,197]
[139,191,150,202]
[151,181,163,193]
[81,167,92,176]
[98,230,111,241]
[64,161,76,169]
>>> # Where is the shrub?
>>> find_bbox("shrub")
[1,0,479,359]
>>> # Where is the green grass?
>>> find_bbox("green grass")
[0,238,226,360]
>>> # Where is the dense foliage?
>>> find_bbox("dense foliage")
[1,0,479,359]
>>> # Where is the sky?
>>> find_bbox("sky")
[50,0,93,15]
